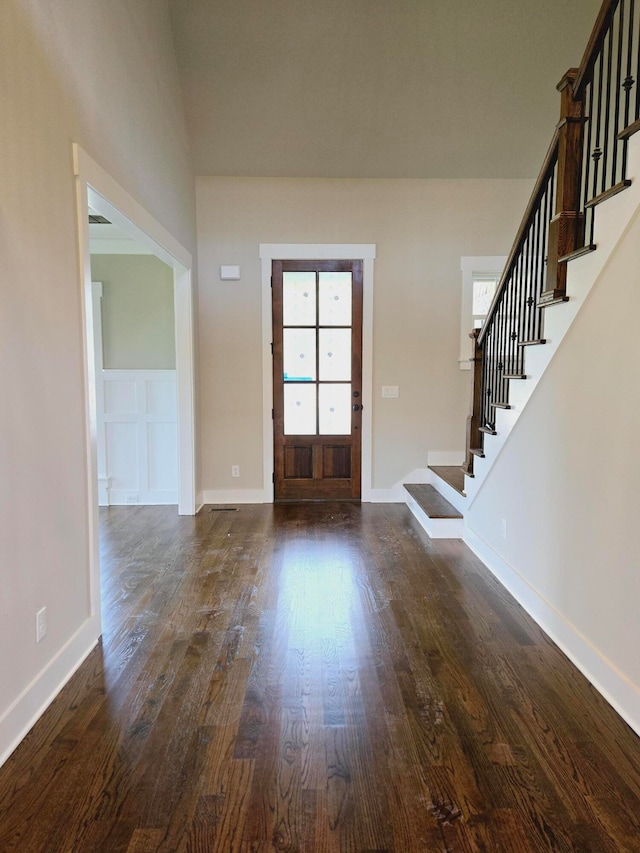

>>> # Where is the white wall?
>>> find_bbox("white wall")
[0,0,195,764]
[465,205,640,733]
[196,177,532,493]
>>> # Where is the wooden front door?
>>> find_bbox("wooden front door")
[272,259,363,501]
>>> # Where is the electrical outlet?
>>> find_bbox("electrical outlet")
[124,493,139,504]
[231,465,240,478]
[36,607,47,643]
[501,519,507,540]
[382,386,399,398]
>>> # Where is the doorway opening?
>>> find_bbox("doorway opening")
[91,248,179,507]
[74,144,196,630]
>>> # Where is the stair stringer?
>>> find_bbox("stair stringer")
[464,132,640,508]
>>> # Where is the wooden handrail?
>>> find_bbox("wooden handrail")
[573,0,620,97]
[477,129,559,345]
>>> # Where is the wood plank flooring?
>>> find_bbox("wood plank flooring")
[1,503,640,851]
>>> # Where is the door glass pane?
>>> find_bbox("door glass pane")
[319,272,351,326]
[283,329,316,381]
[284,384,317,435]
[283,272,316,326]
[319,329,351,381]
[319,384,351,435]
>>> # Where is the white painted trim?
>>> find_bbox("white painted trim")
[463,524,640,738]
[91,282,108,506]
[0,617,99,768]
[74,160,101,622]
[174,266,196,515]
[74,143,196,517]
[75,146,191,269]
[202,489,271,504]
[259,243,376,502]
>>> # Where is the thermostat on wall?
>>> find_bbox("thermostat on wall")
[220,265,241,280]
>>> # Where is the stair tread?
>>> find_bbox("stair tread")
[504,373,527,379]
[559,244,596,263]
[404,484,463,519]
[428,465,466,496]
[491,402,512,410]
[518,338,547,347]
[537,295,569,307]
[470,447,485,458]
[479,425,497,435]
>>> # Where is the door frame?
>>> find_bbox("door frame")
[74,144,197,623]
[260,244,375,502]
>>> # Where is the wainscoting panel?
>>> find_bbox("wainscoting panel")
[98,370,178,505]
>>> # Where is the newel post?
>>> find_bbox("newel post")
[540,67,585,303]
[461,329,483,478]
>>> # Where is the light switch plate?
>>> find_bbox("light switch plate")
[382,386,399,398]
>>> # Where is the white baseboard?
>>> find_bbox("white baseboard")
[0,616,100,768]
[464,524,640,739]
[202,488,270,504]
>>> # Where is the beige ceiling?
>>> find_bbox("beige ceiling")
[168,0,603,179]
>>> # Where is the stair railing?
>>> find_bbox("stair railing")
[463,0,640,477]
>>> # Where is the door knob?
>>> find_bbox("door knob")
[352,404,361,412]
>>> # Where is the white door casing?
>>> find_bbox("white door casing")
[74,144,196,625]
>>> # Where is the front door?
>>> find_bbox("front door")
[272,259,363,500]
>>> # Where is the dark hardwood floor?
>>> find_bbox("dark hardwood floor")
[1,504,640,851]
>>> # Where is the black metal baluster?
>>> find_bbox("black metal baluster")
[528,215,538,343]
[602,28,614,193]
[593,52,604,201]
[516,251,526,374]
[611,0,624,186]
[622,0,635,175]
[534,201,544,341]
[504,270,513,388]
[584,78,595,244]
[510,258,520,375]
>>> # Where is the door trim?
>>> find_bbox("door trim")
[260,244,375,502]
[74,143,197,627]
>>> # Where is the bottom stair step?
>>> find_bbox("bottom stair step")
[403,484,462,519]
[404,484,464,540]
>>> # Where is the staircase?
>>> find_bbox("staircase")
[407,0,640,538]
